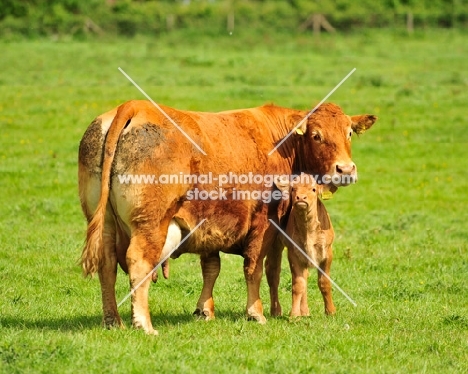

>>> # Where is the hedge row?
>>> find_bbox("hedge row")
[1,0,467,38]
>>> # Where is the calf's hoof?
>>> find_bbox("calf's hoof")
[145,328,159,336]
[325,305,336,316]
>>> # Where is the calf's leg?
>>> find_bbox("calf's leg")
[300,267,310,316]
[288,250,309,317]
[317,248,335,315]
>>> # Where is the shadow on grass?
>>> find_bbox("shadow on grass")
[0,308,274,331]
[0,314,103,331]
[151,308,252,326]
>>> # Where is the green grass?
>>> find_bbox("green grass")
[1,28,468,373]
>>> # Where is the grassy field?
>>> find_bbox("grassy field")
[1,28,468,373]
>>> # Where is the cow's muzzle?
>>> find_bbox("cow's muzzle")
[330,162,358,186]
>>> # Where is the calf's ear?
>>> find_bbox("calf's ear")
[349,114,378,135]
[273,176,290,193]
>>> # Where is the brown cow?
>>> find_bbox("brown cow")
[78,99,376,334]
[274,173,335,317]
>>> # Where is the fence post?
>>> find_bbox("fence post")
[407,12,414,34]
[452,0,457,28]
[166,14,175,31]
[313,14,321,35]
[227,11,235,33]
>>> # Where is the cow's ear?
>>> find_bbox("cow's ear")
[319,183,337,200]
[295,119,308,135]
[349,114,378,135]
[273,176,290,193]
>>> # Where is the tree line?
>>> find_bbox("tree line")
[1,0,467,38]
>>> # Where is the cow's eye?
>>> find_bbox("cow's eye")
[349,131,353,139]
[312,188,316,193]
[313,134,321,142]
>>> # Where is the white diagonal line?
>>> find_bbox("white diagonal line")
[268,68,356,156]
[268,219,357,307]
[118,67,207,155]
[117,218,207,307]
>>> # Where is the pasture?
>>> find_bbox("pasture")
[1,28,467,372]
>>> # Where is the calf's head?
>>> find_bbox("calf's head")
[297,103,377,188]
[290,174,321,215]
[275,173,325,216]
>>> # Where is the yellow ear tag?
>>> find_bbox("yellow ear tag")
[295,128,304,135]
[321,191,333,200]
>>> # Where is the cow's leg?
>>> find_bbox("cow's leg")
[99,217,124,328]
[318,248,335,315]
[126,233,160,335]
[193,253,220,320]
[244,256,266,324]
[288,250,309,317]
[265,237,284,317]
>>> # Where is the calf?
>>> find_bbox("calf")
[276,173,335,316]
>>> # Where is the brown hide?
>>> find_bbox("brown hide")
[78,100,376,334]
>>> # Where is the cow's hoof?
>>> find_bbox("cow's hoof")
[193,308,215,321]
[132,319,159,335]
[270,301,282,317]
[247,315,267,324]
[270,308,282,317]
[103,316,125,330]
[134,324,159,336]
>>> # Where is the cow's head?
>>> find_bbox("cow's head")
[296,103,377,188]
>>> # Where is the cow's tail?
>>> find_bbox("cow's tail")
[81,101,137,277]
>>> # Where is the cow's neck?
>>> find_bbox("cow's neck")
[263,107,317,175]
[294,136,318,175]
[262,106,306,173]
